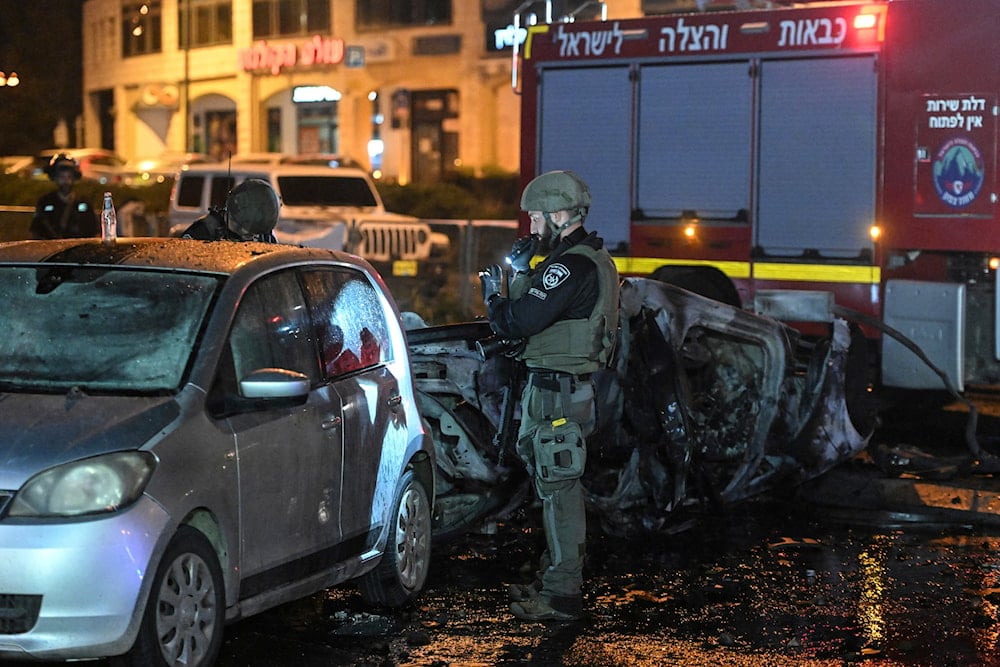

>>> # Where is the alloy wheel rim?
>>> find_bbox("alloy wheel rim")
[155,552,218,666]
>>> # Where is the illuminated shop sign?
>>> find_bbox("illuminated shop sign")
[491,23,527,52]
[292,86,342,103]
[239,35,347,75]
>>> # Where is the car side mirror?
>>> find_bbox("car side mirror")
[219,368,310,416]
[239,367,310,399]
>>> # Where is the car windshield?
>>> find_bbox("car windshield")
[276,175,378,207]
[0,266,220,393]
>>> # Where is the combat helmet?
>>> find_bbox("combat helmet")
[226,178,280,239]
[519,170,591,214]
[46,153,82,181]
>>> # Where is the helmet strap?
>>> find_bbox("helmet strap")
[542,212,559,237]
[545,209,583,238]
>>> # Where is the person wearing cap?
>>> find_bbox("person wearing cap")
[480,170,620,621]
[29,154,99,239]
[181,178,280,242]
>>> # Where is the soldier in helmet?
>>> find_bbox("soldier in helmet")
[29,154,99,239]
[182,178,280,242]
[480,170,619,621]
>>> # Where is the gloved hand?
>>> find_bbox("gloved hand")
[506,234,540,273]
[479,263,504,306]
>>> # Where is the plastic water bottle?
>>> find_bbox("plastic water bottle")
[101,192,117,245]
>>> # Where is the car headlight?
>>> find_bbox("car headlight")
[8,451,156,518]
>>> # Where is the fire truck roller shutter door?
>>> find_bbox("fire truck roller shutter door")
[538,66,632,252]
[756,56,877,259]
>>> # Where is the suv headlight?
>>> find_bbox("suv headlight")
[8,451,156,518]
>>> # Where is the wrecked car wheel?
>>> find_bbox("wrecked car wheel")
[116,526,224,667]
[360,471,432,607]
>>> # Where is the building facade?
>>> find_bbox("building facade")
[81,1,792,183]
[81,0,547,183]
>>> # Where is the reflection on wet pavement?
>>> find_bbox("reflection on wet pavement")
[211,498,1000,666]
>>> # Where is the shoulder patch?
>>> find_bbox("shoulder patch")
[528,287,547,300]
[542,263,571,290]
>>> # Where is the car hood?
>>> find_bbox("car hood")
[0,392,180,489]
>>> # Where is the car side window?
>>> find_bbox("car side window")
[228,270,320,387]
[176,175,205,207]
[209,176,237,209]
[301,268,392,379]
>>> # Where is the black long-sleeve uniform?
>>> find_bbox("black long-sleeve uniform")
[488,227,603,339]
[30,191,98,239]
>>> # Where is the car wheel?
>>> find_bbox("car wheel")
[116,526,225,667]
[360,470,432,607]
[651,265,742,307]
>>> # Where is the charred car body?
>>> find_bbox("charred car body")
[408,277,874,538]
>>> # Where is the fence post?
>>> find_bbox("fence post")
[460,219,474,311]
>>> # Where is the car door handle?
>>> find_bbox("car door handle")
[387,394,402,410]
[321,415,342,430]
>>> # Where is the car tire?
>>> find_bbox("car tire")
[359,470,432,607]
[115,526,225,667]
[650,265,742,307]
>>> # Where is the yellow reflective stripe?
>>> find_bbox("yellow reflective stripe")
[615,257,880,285]
[753,262,880,284]
[523,25,550,60]
[614,257,751,279]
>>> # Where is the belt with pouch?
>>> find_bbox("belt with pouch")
[527,368,592,393]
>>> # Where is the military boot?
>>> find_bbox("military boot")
[510,594,583,621]
[508,580,541,602]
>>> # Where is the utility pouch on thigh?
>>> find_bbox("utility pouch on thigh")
[533,418,586,482]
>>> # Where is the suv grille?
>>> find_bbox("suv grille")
[359,222,431,262]
[0,595,42,634]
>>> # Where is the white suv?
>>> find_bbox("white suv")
[169,164,449,268]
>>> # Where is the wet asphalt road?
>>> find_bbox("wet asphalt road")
[10,396,1000,667]
[208,498,1000,667]
[213,395,1000,666]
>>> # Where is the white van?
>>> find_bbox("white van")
[169,164,449,267]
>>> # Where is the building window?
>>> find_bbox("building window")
[122,1,162,57]
[252,0,330,39]
[356,0,451,29]
[410,89,459,183]
[179,0,232,49]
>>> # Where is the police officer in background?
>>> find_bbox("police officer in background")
[480,170,619,621]
[182,178,280,242]
[29,154,99,239]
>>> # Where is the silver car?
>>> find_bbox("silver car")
[0,238,435,666]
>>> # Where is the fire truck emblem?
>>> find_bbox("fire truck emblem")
[932,137,985,208]
[542,263,571,290]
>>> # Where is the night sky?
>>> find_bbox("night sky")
[0,0,84,155]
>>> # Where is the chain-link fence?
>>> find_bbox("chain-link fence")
[376,219,518,326]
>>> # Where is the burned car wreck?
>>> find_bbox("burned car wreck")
[407,277,874,538]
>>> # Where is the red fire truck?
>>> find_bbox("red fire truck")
[517,0,997,393]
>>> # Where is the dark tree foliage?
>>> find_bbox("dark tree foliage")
[0,0,84,155]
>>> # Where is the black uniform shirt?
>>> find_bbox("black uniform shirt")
[488,227,603,339]
[30,191,99,239]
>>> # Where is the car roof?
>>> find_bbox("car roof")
[229,152,286,163]
[37,148,121,158]
[0,237,369,276]
[179,162,371,179]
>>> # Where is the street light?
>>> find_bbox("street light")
[0,72,19,87]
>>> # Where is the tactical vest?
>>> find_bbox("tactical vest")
[519,243,619,375]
